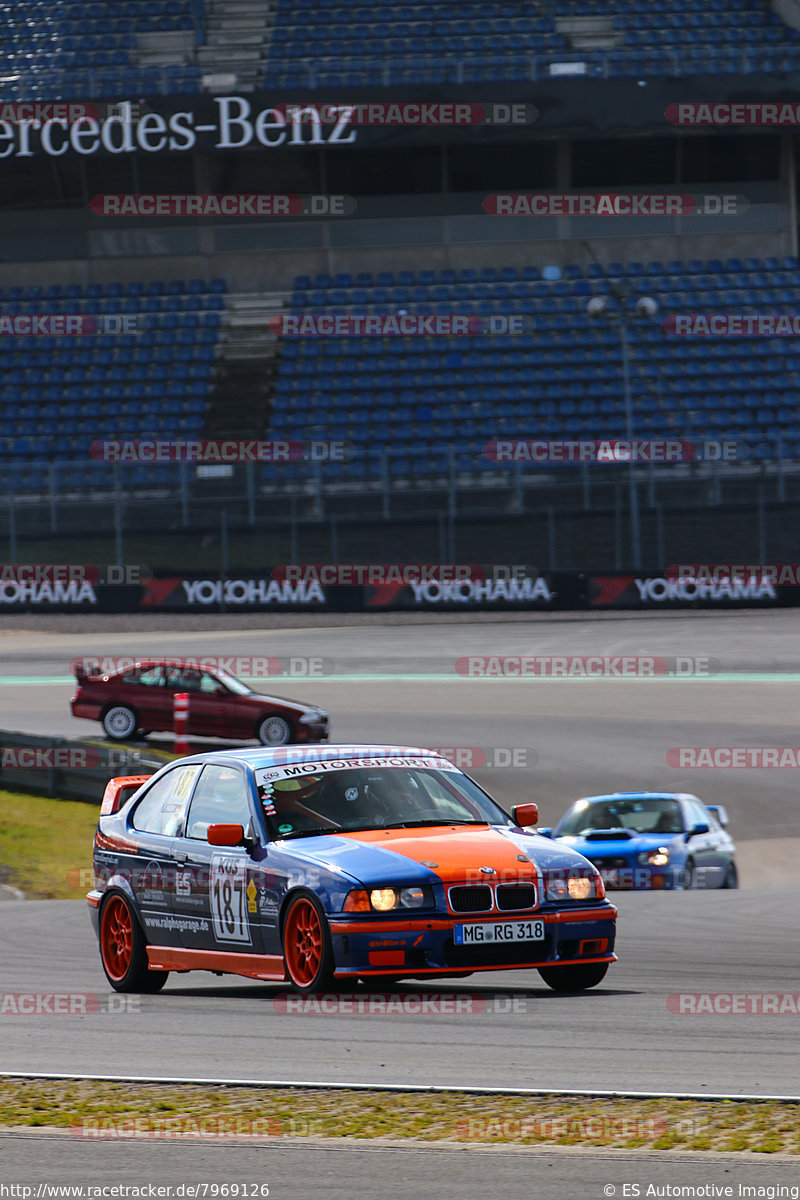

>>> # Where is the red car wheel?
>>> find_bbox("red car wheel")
[99,893,169,993]
[282,893,334,993]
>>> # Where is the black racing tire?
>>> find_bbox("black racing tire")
[683,858,696,890]
[101,704,139,741]
[721,861,738,889]
[99,891,169,993]
[257,714,293,746]
[538,962,609,992]
[281,890,335,994]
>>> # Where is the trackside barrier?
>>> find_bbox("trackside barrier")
[0,570,796,612]
[173,693,190,756]
[0,729,165,804]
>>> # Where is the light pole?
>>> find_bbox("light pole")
[586,291,658,571]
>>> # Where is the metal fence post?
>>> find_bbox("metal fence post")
[656,503,665,568]
[757,488,766,562]
[614,485,622,570]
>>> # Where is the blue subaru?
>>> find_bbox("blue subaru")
[539,792,736,891]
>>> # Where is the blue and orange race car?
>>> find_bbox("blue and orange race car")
[88,744,618,994]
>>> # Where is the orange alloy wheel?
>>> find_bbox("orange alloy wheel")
[284,897,325,988]
[101,895,134,982]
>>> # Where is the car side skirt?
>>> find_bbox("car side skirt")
[146,945,287,981]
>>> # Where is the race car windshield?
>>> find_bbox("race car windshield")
[557,797,685,837]
[259,767,510,838]
[214,671,254,696]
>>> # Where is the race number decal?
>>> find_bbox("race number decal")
[210,854,251,944]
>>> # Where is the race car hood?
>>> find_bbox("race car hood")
[555,831,683,858]
[327,824,597,886]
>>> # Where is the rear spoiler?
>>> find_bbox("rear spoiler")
[705,804,729,828]
[100,775,153,815]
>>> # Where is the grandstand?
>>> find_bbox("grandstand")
[2,0,800,569]
[266,0,800,85]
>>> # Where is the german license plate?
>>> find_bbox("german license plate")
[454,919,545,945]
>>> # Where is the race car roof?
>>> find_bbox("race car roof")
[176,744,457,771]
[578,792,699,804]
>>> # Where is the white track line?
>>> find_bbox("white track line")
[1,1072,799,1103]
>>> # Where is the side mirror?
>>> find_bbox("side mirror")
[537,827,553,839]
[685,822,709,841]
[511,803,538,827]
[207,823,245,847]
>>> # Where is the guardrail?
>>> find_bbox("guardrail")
[0,729,167,804]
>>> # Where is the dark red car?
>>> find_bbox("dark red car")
[70,659,329,747]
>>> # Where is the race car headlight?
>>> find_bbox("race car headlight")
[370,888,398,911]
[546,875,602,901]
[638,848,670,866]
[368,886,433,912]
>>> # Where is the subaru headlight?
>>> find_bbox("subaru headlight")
[638,847,670,867]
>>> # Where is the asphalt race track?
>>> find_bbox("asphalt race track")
[1,611,799,1194]
[1,886,799,1095]
[2,1135,800,1200]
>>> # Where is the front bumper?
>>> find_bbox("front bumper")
[590,862,683,891]
[295,715,329,743]
[329,904,617,978]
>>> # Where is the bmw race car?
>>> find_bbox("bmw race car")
[539,791,737,890]
[88,744,618,994]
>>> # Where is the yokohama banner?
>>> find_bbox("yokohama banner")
[0,571,792,612]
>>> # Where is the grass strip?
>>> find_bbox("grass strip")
[0,1080,798,1152]
[0,789,98,899]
